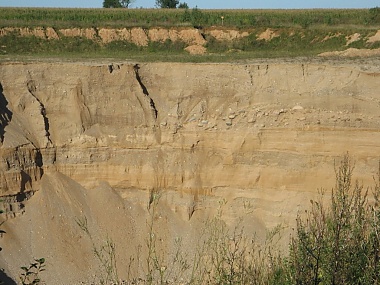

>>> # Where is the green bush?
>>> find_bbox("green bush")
[284,155,380,285]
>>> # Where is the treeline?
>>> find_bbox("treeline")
[0,7,379,29]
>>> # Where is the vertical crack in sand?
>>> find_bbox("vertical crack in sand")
[26,78,52,146]
[133,64,161,143]
[133,64,158,120]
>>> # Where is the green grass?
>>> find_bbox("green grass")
[0,7,379,29]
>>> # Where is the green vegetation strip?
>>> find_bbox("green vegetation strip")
[1,27,379,61]
[0,7,379,28]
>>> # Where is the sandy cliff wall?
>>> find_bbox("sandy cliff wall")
[1,61,380,210]
[0,60,379,283]
[1,61,379,195]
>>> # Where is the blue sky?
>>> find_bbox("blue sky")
[0,0,378,9]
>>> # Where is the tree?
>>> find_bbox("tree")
[178,2,189,9]
[103,0,121,8]
[155,0,179,8]
[103,0,135,8]
[120,0,135,8]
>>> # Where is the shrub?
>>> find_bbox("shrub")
[285,155,380,285]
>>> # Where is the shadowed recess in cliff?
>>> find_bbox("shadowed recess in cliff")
[133,64,158,119]
[0,83,13,143]
[20,170,32,192]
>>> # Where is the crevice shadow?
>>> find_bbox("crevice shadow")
[20,170,32,193]
[133,64,158,119]
[0,83,13,143]
[0,269,17,285]
[133,64,149,96]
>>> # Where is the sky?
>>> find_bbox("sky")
[0,0,378,9]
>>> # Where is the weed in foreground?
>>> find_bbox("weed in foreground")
[188,199,285,285]
[76,217,120,285]
[19,258,45,285]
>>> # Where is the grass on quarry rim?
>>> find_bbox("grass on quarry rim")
[0,46,342,63]
[1,27,379,63]
[0,7,379,29]
[0,49,374,64]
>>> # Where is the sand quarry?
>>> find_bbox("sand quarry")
[0,58,380,284]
